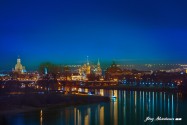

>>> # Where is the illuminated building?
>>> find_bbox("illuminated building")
[71,73,82,81]
[14,56,26,74]
[77,57,103,80]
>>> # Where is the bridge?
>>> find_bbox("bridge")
[0,79,119,91]
[0,79,119,96]
[8,80,119,86]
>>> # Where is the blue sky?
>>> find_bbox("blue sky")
[0,0,187,70]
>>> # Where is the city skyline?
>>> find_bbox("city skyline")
[1,0,187,70]
[1,56,187,71]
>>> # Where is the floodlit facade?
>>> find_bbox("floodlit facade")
[15,57,26,73]
[78,58,102,80]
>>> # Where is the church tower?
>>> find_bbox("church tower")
[95,59,102,76]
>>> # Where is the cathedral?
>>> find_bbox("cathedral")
[14,57,26,73]
[78,58,102,80]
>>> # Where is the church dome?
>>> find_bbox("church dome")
[106,61,122,73]
[14,57,25,73]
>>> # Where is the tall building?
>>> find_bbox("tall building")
[15,57,26,73]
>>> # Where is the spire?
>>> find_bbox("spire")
[97,58,100,66]
[87,56,89,65]
[112,61,116,67]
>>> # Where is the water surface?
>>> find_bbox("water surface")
[1,90,187,125]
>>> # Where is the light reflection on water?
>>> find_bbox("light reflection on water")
[1,90,187,125]
[40,110,42,125]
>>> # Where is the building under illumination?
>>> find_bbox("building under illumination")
[77,57,102,80]
[14,57,26,74]
[71,73,82,81]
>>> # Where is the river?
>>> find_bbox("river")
[2,90,187,125]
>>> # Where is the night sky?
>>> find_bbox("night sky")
[1,0,187,70]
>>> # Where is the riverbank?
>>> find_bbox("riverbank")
[0,93,110,115]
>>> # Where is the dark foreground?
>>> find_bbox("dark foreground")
[0,93,110,115]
